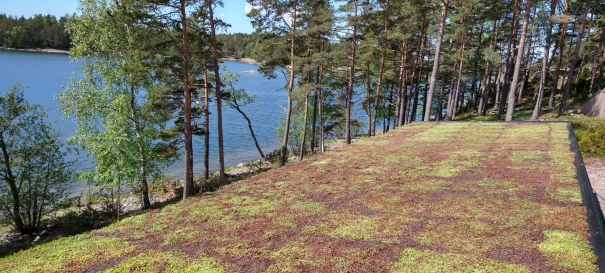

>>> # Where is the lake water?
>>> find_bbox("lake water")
[0,50,286,180]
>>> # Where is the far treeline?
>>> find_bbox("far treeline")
[2,0,605,236]
[0,13,72,50]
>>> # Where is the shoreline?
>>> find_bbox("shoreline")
[0,47,69,54]
[222,56,258,64]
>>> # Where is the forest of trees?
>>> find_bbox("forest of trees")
[244,0,605,164]
[0,13,72,50]
[2,0,605,234]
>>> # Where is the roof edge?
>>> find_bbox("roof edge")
[568,121,605,271]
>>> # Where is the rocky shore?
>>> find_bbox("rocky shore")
[0,47,69,54]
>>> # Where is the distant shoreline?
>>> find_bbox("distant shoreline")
[223,56,258,64]
[0,47,69,54]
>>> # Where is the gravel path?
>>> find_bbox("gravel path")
[585,157,605,214]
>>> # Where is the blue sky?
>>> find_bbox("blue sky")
[1,0,255,33]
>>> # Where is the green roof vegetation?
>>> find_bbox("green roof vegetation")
[0,122,597,272]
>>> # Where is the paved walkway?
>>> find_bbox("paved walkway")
[586,157,605,214]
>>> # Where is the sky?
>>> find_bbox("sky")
[1,0,255,33]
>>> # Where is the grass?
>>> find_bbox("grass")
[0,122,598,272]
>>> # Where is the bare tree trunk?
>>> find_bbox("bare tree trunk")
[232,102,264,159]
[531,0,556,121]
[505,0,532,121]
[180,0,194,198]
[558,3,589,117]
[424,0,449,121]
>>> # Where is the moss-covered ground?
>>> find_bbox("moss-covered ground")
[0,122,597,272]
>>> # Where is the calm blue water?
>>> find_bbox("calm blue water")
[0,50,286,179]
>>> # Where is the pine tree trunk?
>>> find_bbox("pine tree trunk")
[203,66,210,179]
[597,44,605,92]
[280,1,297,166]
[548,0,570,109]
[410,55,420,123]
[409,22,426,123]
[558,3,589,117]
[386,83,394,131]
[299,90,309,160]
[497,1,519,121]
[310,88,318,154]
[505,0,532,121]
[437,82,445,120]
[423,0,448,121]
[372,6,389,135]
[453,62,463,119]
[422,59,430,120]
[207,1,226,183]
[345,0,358,145]
[589,40,603,93]
[365,64,373,136]
[531,0,555,121]
[493,67,502,111]
[319,65,325,153]
[397,40,408,127]
[447,39,465,120]
[180,0,194,198]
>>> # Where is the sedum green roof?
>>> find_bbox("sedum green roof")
[0,122,598,272]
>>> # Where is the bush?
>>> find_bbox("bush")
[571,119,605,157]
[578,124,605,156]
